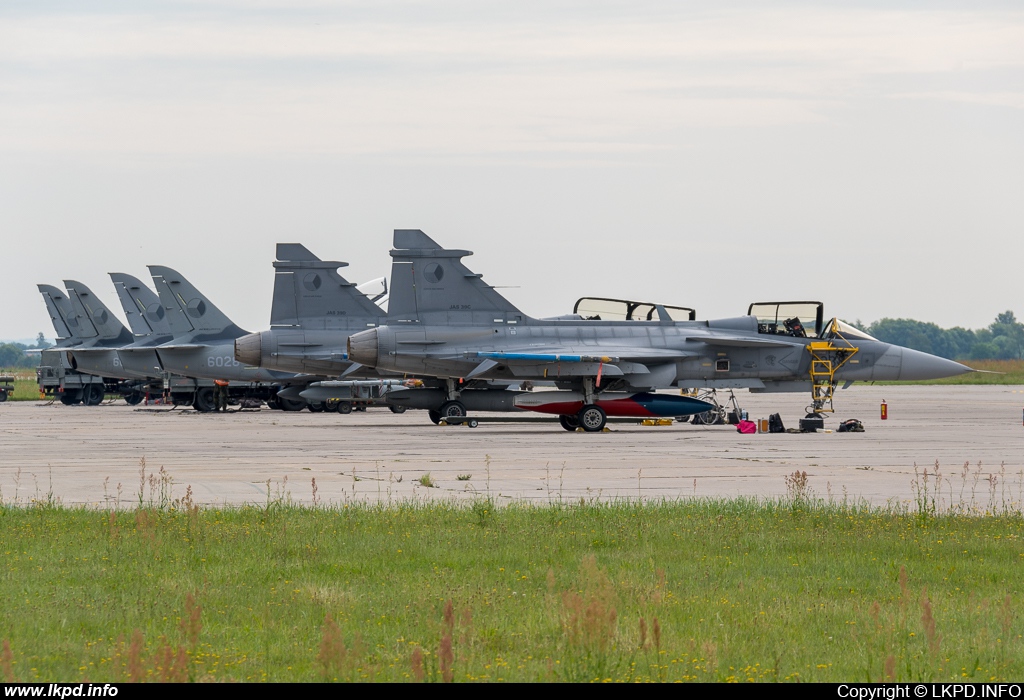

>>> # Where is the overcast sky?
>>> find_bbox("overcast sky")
[2,1,1022,340]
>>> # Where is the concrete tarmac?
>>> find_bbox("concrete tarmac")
[1,385,1022,510]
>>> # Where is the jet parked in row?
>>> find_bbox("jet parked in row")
[345,230,972,432]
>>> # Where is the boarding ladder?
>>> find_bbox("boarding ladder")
[806,320,859,414]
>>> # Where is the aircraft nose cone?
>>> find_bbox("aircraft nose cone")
[234,332,262,366]
[898,347,973,381]
[347,328,380,367]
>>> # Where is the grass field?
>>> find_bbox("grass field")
[0,369,39,401]
[1,479,1022,683]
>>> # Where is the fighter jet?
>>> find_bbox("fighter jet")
[63,276,179,383]
[346,230,972,432]
[145,265,318,411]
[108,272,175,379]
[37,284,113,405]
[233,243,559,420]
[36,281,159,405]
[232,244,423,412]
[233,243,385,377]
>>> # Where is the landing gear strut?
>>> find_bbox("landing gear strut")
[430,379,468,425]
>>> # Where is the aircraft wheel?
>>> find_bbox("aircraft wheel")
[193,387,216,413]
[266,396,282,410]
[278,397,306,412]
[427,410,442,425]
[336,401,353,415]
[577,404,607,433]
[84,384,105,406]
[307,402,325,413]
[439,401,467,421]
[60,391,82,406]
[389,405,407,414]
[558,415,580,432]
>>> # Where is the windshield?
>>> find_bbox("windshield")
[823,319,878,341]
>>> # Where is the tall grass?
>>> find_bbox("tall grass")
[0,368,39,401]
[0,469,1022,682]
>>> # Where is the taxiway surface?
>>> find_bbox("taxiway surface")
[1,385,1021,509]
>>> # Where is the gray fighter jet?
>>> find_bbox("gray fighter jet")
[62,277,174,387]
[144,265,316,410]
[36,281,160,404]
[346,230,972,432]
[37,284,117,405]
[233,243,385,376]
[233,244,419,413]
[233,243,550,420]
[108,272,174,380]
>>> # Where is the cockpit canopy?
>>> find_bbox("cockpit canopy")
[748,301,824,338]
[748,302,877,342]
[573,297,696,322]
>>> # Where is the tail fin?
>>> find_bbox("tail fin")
[63,280,134,346]
[388,229,524,324]
[270,243,383,330]
[109,273,174,339]
[37,284,77,342]
[147,266,247,341]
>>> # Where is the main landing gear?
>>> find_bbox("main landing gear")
[558,377,607,432]
[439,400,467,420]
[558,404,607,432]
[429,379,468,425]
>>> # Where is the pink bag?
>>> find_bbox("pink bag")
[737,420,757,434]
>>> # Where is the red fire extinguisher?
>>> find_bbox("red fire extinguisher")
[880,399,888,420]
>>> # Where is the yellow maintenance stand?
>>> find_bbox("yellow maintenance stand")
[806,319,859,414]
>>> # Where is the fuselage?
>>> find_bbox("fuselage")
[348,315,970,389]
[235,328,366,376]
[156,342,297,383]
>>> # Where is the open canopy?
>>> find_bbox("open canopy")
[747,301,824,338]
[573,297,696,322]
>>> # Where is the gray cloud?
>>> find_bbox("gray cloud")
[2,2,1022,338]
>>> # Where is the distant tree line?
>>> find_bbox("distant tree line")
[854,311,1024,361]
[0,333,51,368]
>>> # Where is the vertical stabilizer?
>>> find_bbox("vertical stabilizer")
[147,266,247,341]
[271,243,384,330]
[64,280,133,346]
[110,273,174,339]
[37,284,76,343]
[388,229,524,325]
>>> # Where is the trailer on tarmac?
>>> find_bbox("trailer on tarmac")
[35,349,161,405]
[0,376,14,402]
